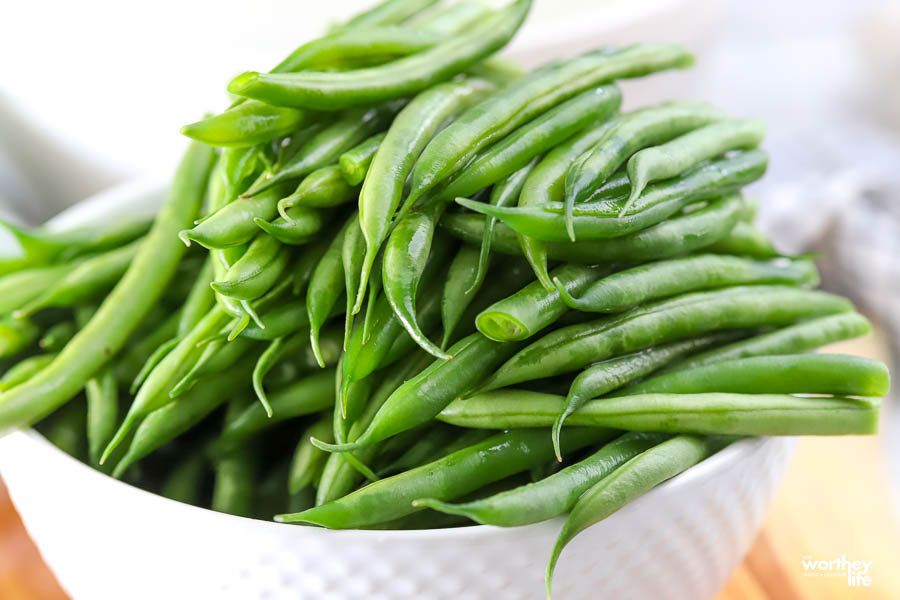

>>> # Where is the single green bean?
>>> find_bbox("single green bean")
[339,133,386,185]
[0,263,77,315]
[211,234,290,300]
[342,218,367,348]
[85,366,118,467]
[336,0,440,31]
[440,245,483,349]
[289,416,334,494]
[179,184,292,249]
[38,321,76,352]
[706,221,780,258]
[0,142,216,432]
[308,216,353,366]
[0,353,56,392]
[255,206,327,245]
[181,102,312,148]
[278,167,358,218]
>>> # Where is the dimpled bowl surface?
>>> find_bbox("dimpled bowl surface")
[0,179,795,599]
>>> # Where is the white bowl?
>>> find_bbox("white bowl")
[0,179,795,599]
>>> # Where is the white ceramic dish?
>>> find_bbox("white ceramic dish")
[0,178,795,599]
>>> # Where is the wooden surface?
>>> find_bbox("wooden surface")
[1,336,897,600]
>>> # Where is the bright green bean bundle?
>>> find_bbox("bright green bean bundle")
[0,1,890,592]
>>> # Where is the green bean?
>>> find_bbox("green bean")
[281,427,610,528]
[476,264,605,342]
[335,0,440,31]
[289,416,333,494]
[706,221,780,258]
[0,217,150,267]
[616,354,889,397]
[211,234,290,300]
[103,306,230,462]
[557,332,740,448]
[114,309,181,385]
[470,158,538,295]
[447,193,746,270]
[546,435,721,595]
[227,0,530,110]
[238,301,309,341]
[339,133,386,185]
[440,245,483,349]
[212,445,257,517]
[318,350,433,505]
[415,431,660,526]
[357,79,495,314]
[111,364,252,477]
[317,332,527,453]
[0,263,76,315]
[516,120,620,288]
[440,390,881,435]
[412,1,491,34]
[0,142,216,432]
[181,102,312,148]
[0,353,56,392]
[219,146,261,203]
[623,118,766,213]
[169,335,257,397]
[308,216,353,366]
[377,423,460,476]
[442,85,622,200]
[409,44,694,204]
[460,149,768,242]
[668,312,872,372]
[482,285,853,391]
[179,184,292,249]
[564,102,725,238]
[22,283,108,327]
[38,399,88,461]
[160,453,208,505]
[292,237,330,298]
[212,370,335,455]
[557,255,818,313]
[244,102,403,197]
[85,366,118,467]
[255,206,327,245]
[38,321,76,351]
[342,218,367,349]
[278,167,358,217]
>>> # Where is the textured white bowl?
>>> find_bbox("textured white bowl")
[0,179,796,599]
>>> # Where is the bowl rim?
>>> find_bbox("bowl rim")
[5,175,794,540]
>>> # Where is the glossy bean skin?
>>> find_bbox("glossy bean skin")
[382,207,453,358]
[180,184,292,249]
[245,102,403,197]
[288,416,333,494]
[546,435,720,595]
[439,390,881,435]
[181,102,312,148]
[341,218,367,348]
[555,334,734,460]
[415,431,661,526]
[624,118,766,212]
[211,234,290,301]
[279,167,358,217]
[667,312,872,372]
[0,142,216,432]
[255,206,327,245]
[440,245,483,348]
[441,85,622,199]
[409,43,694,203]
[471,158,538,295]
[111,365,252,477]
[557,255,818,313]
[15,240,142,317]
[460,149,768,242]
[614,354,890,398]
[357,78,495,312]
[482,285,853,391]
[279,427,611,528]
[445,193,745,269]
[212,370,335,454]
[307,216,353,366]
[339,133,386,185]
[706,221,780,258]
[227,1,530,110]
[320,332,527,452]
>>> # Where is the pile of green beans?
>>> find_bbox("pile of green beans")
[0,1,889,596]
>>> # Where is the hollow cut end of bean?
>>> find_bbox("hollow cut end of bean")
[475,311,529,342]
[411,499,485,525]
[227,71,261,95]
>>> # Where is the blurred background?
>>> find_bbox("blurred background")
[2,0,899,597]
